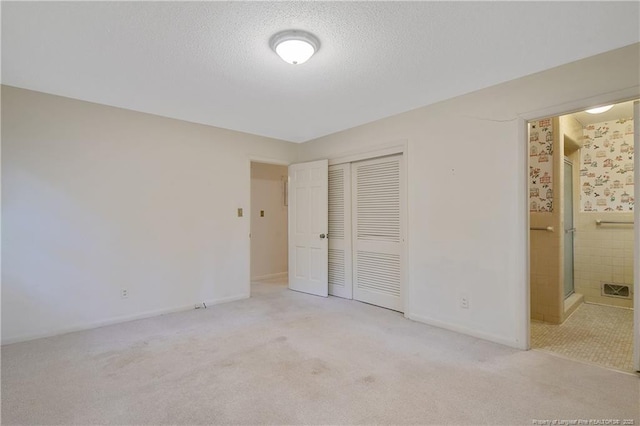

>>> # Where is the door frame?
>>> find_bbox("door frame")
[519,87,640,372]
[634,99,639,372]
[328,140,409,316]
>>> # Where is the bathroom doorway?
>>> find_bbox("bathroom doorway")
[528,99,638,373]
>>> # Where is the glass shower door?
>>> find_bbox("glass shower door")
[564,158,575,298]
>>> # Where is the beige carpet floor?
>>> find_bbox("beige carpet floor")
[2,278,639,425]
[531,302,634,372]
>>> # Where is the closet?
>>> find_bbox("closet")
[328,154,404,312]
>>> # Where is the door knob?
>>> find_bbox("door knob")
[320,233,326,239]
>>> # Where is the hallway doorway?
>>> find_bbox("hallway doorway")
[250,162,289,285]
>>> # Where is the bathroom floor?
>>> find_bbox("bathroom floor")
[531,303,635,372]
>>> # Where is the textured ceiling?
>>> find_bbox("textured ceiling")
[2,2,639,143]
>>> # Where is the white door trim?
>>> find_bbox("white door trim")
[328,140,407,166]
[518,117,531,350]
[248,156,292,166]
[633,100,639,372]
[519,86,639,123]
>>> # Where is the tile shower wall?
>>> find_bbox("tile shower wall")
[573,213,634,308]
[530,118,554,212]
[574,117,634,308]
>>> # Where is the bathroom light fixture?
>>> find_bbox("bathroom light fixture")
[585,105,614,114]
[270,30,320,65]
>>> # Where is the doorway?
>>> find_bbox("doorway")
[250,162,289,285]
[528,99,638,372]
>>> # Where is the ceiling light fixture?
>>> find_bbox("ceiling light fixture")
[270,30,320,65]
[585,105,614,114]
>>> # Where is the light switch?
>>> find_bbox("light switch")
[260,210,265,217]
[237,208,243,217]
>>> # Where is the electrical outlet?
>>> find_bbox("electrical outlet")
[460,294,469,309]
[121,288,129,299]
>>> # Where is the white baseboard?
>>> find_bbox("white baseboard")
[1,293,250,345]
[203,293,249,306]
[251,272,288,282]
[406,312,523,350]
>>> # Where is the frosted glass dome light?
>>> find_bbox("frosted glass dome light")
[585,105,614,114]
[270,30,320,65]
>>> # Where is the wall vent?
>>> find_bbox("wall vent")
[601,283,631,299]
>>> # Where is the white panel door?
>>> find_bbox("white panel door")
[288,160,329,297]
[328,164,353,299]
[352,155,404,312]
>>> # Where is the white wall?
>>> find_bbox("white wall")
[250,162,288,280]
[297,43,640,348]
[3,44,639,349]
[1,86,297,344]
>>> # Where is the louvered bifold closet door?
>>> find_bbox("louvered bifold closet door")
[352,155,403,312]
[328,164,352,299]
